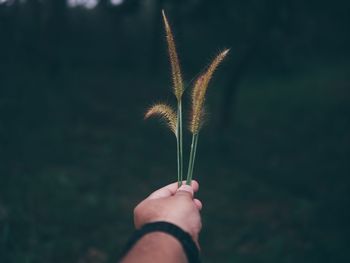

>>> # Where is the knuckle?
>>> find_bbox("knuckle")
[133,203,142,217]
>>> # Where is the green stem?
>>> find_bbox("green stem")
[176,100,183,187]
[186,133,199,185]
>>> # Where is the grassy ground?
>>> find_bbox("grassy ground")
[0,59,349,263]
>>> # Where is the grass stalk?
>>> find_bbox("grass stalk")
[146,13,228,186]
[186,133,199,185]
[176,100,184,187]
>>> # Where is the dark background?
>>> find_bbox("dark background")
[1,0,350,262]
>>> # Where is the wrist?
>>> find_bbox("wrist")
[120,222,201,263]
[144,219,196,242]
[121,232,187,263]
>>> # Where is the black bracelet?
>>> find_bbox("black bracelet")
[119,221,201,263]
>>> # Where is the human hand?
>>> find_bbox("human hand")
[133,181,202,246]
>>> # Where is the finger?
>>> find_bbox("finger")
[146,181,179,200]
[175,184,194,198]
[194,198,202,210]
[174,180,199,193]
[147,180,199,200]
[178,180,199,193]
[195,239,201,251]
[190,180,199,193]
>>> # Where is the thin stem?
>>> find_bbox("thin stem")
[176,101,183,187]
[186,133,199,185]
[179,101,184,186]
[176,136,180,187]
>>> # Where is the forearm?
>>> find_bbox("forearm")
[121,232,188,263]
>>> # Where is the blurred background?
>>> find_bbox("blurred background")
[0,0,349,262]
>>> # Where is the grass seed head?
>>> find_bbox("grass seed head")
[190,49,230,134]
[145,103,177,135]
[162,10,184,101]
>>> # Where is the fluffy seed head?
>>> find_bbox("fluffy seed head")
[190,49,230,134]
[162,10,184,101]
[145,103,177,135]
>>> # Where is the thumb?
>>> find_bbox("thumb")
[175,184,194,198]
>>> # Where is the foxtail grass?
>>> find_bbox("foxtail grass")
[145,11,229,187]
[162,10,185,188]
[186,49,230,185]
[145,104,177,134]
[145,11,184,188]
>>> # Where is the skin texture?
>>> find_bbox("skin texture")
[121,181,202,263]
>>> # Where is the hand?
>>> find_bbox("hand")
[133,181,202,246]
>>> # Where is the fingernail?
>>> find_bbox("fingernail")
[177,185,193,195]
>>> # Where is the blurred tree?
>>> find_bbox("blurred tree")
[149,0,164,72]
[152,0,350,133]
[0,0,349,128]
[43,0,67,79]
[149,0,191,72]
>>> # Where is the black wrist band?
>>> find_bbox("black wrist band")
[119,221,201,263]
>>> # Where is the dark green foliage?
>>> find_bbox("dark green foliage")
[0,1,350,263]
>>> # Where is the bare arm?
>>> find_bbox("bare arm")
[121,232,187,263]
[120,181,202,263]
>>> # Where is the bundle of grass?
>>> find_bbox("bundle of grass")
[145,10,229,187]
